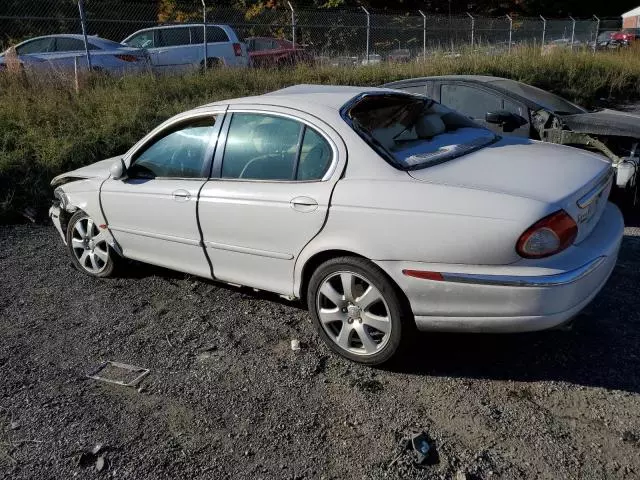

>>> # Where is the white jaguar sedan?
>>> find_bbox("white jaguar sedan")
[49,85,624,365]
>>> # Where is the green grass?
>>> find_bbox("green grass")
[1,46,640,222]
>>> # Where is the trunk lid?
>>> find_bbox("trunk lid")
[407,137,612,243]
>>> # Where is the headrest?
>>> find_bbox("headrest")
[415,114,446,139]
[253,122,283,154]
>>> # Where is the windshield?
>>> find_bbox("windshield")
[343,94,497,170]
[489,79,586,115]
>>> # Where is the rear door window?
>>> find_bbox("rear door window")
[158,28,190,47]
[15,37,55,55]
[206,26,230,43]
[440,84,502,120]
[191,27,204,44]
[54,38,87,52]
[222,114,301,180]
[221,113,333,181]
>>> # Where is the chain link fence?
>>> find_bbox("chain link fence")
[0,0,621,63]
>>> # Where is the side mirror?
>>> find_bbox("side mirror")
[109,158,127,180]
[485,110,527,132]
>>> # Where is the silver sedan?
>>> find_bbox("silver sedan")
[49,85,623,365]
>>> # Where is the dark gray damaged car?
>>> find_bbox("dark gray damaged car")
[383,75,639,203]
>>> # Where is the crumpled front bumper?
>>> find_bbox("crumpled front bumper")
[49,205,66,244]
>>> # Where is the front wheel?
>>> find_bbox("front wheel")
[307,256,410,365]
[66,211,118,277]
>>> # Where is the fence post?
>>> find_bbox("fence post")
[466,12,475,47]
[77,0,92,71]
[361,6,370,64]
[201,0,207,70]
[419,10,426,59]
[569,16,576,50]
[593,14,600,52]
[506,14,513,53]
[287,1,296,49]
[540,15,547,48]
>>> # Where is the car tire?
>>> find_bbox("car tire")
[202,58,222,70]
[66,211,118,278]
[307,256,411,365]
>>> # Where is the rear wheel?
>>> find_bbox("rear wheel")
[307,256,409,365]
[201,57,222,71]
[66,211,118,277]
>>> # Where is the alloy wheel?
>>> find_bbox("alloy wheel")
[70,217,109,274]
[315,271,392,356]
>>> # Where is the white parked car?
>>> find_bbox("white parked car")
[121,24,249,71]
[361,53,382,65]
[49,85,623,365]
[0,34,149,74]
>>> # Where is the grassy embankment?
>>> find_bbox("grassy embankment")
[1,46,640,222]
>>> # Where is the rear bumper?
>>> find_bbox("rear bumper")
[376,202,624,333]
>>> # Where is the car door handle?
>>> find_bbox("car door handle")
[290,196,318,213]
[173,189,191,202]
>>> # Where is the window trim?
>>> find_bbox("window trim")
[211,109,338,183]
[125,113,224,181]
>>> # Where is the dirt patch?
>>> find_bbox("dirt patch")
[1,223,639,479]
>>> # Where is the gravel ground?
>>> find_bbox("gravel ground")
[1,214,640,480]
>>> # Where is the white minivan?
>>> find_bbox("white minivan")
[122,24,249,72]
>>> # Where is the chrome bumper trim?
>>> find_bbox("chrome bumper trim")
[577,168,613,209]
[441,256,606,287]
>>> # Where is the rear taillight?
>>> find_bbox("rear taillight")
[516,210,578,259]
[115,54,140,63]
[233,43,243,56]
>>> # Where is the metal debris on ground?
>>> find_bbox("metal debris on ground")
[95,456,106,472]
[388,431,434,467]
[22,207,37,223]
[87,361,150,387]
[290,339,301,351]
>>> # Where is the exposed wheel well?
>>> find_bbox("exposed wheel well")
[299,250,413,321]
[201,57,222,69]
[299,250,364,305]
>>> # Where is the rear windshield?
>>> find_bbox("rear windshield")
[343,94,496,170]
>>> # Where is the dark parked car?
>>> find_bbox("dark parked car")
[246,37,312,67]
[382,75,639,198]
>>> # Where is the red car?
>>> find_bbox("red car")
[610,28,640,45]
[246,37,312,67]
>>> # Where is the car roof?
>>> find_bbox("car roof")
[200,84,398,113]
[133,24,229,31]
[19,34,101,43]
[385,75,503,85]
